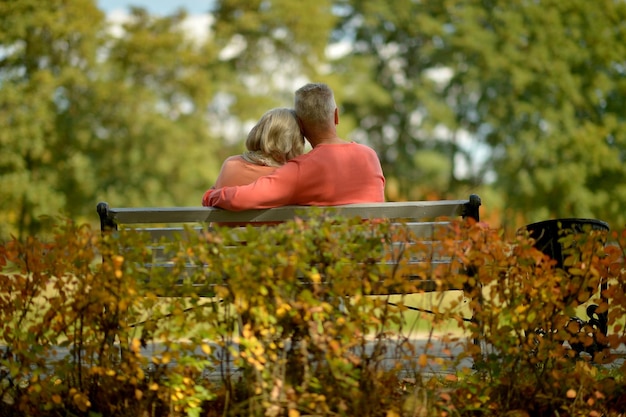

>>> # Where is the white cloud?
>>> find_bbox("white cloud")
[105,9,131,38]
[326,41,352,59]
[104,8,213,43]
[218,34,247,60]
[180,14,213,43]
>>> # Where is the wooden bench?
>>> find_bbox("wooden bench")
[96,196,481,297]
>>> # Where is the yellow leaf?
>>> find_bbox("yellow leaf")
[73,392,91,412]
[504,410,529,417]
[130,338,141,353]
[310,271,321,284]
[568,268,584,276]
[112,255,124,268]
[201,343,212,355]
[288,409,300,417]
[418,354,428,368]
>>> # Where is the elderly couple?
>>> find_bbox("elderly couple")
[202,83,385,211]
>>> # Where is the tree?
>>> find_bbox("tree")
[6,0,624,239]
[332,0,626,231]
[0,0,107,239]
[209,0,337,121]
[91,7,224,209]
[331,0,476,201]
[0,1,224,240]
[438,0,626,232]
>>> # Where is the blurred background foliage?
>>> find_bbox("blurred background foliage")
[1,0,625,240]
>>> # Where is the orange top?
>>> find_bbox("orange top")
[203,142,385,210]
[210,155,280,227]
[213,155,278,188]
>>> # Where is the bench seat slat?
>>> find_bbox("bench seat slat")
[138,261,464,295]
[123,222,456,243]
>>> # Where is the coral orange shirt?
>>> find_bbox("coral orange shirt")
[203,142,385,210]
[213,155,277,188]
[210,155,280,226]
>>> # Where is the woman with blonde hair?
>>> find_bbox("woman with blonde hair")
[213,108,305,188]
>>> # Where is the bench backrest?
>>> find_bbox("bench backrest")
[97,196,481,231]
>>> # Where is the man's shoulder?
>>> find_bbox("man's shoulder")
[352,141,377,151]
[291,142,378,162]
[336,141,376,151]
[347,142,379,158]
[310,141,375,151]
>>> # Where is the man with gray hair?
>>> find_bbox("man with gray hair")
[203,83,385,209]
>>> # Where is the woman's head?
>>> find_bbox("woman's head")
[243,108,305,167]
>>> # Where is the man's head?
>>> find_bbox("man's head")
[294,83,338,137]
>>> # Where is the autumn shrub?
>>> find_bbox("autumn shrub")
[164,214,447,417]
[0,216,625,417]
[435,222,626,416]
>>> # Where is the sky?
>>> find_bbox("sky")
[97,0,213,15]
[97,0,214,41]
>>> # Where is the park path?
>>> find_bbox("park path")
[129,333,626,379]
[38,333,471,379]
[43,333,625,382]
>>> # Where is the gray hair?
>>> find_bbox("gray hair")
[243,108,305,167]
[294,83,337,126]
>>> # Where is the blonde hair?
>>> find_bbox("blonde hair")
[294,83,337,127]
[243,108,305,167]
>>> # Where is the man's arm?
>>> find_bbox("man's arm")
[202,163,300,210]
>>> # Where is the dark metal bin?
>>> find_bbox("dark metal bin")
[521,218,609,269]
[520,218,611,355]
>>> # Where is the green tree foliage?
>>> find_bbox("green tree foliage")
[92,7,223,209]
[0,1,223,240]
[332,0,626,231]
[3,0,626,240]
[210,0,337,116]
[331,1,465,201]
[0,0,106,239]
[432,0,626,231]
